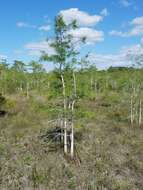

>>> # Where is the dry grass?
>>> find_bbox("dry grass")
[0,93,142,190]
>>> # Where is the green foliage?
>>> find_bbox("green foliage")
[11,60,26,73]
[41,15,79,71]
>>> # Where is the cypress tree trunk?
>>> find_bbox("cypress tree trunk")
[139,100,142,126]
[70,71,77,158]
[61,74,67,154]
[26,82,29,98]
[73,71,77,97]
[70,100,75,158]
[130,96,133,125]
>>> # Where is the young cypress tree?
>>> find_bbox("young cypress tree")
[41,14,85,157]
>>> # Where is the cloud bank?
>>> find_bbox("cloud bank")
[110,16,143,37]
[60,8,107,45]
[25,8,107,56]
[25,41,55,56]
[87,44,143,69]
[60,8,104,27]
[119,0,132,7]
[0,54,7,60]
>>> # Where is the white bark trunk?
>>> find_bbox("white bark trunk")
[73,71,77,97]
[70,100,75,158]
[139,100,142,126]
[26,82,29,98]
[70,122,74,158]
[64,118,68,154]
[61,74,68,154]
[131,96,133,125]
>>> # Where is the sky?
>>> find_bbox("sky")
[0,0,143,69]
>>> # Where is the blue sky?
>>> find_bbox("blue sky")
[0,0,143,69]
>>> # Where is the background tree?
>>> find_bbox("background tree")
[28,61,46,94]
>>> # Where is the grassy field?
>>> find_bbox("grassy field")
[0,91,142,190]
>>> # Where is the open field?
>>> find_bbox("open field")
[0,68,143,189]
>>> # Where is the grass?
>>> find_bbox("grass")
[0,92,142,190]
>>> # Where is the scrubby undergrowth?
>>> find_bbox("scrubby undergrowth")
[0,92,142,190]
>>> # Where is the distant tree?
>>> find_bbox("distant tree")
[28,61,46,94]
[0,59,9,71]
[134,54,143,68]
[0,59,9,94]
[11,60,26,73]
[29,61,45,74]
[10,60,27,92]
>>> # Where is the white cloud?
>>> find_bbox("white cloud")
[0,54,7,60]
[130,16,143,25]
[109,30,126,37]
[110,16,143,37]
[17,22,28,27]
[60,8,103,26]
[25,40,143,69]
[110,28,143,37]
[38,25,51,31]
[110,29,143,37]
[25,27,104,57]
[87,44,143,69]
[16,21,36,29]
[129,26,143,36]
[25,41,55,56]
[100,8,109,17]
[120,0,132,7]
[121,44,143,57]
[69,27,104,45]
[25,26,104,57]
[17,21,51,32]
[87,53,129,69]
[24,9,105,57]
